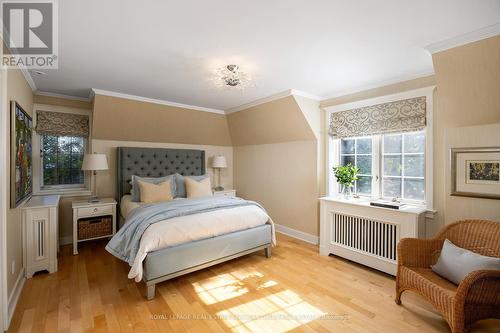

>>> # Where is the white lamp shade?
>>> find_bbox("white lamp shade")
[211,155,227,168]
[82,154,108,171]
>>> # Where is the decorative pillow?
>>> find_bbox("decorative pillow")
[185,177,213,198]
[174,173,208,198]
[137,180,174,203]
[131,175,176,202]
[431,239,500,285]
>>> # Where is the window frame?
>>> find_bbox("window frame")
[326,86,435,211]
[33,104,92,196]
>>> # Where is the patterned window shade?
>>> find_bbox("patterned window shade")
[328,96,426,138]
[36,111,89,137]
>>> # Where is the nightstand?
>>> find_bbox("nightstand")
[213,189,236,197]
[72,198,117,255]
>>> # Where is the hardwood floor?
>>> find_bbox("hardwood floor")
[9,234,499,333]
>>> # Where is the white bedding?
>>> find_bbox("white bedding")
[120,195,142,218]
[127,204,275,282]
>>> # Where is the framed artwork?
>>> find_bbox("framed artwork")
[10,101,33,208]
[450,147,500,200]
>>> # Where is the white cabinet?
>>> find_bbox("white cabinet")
[319,196,426,275]
[22,195,60,278]
[213,189,236,197]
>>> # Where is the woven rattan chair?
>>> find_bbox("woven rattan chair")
[395,219,500,333]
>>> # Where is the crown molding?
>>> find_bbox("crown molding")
[2,29,37,92]
[425,23,500,54]
[225,89,319,114]
[35,91,91,102]
[320,70,435,106]
[91,88,226,115]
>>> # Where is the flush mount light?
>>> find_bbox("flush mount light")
[211,64,253,89]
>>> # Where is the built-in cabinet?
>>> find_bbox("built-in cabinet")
[22,195,60,278]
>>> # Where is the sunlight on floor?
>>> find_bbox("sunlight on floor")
[216,289,326,333]
[192,269,326,333]
[192,272,252,305]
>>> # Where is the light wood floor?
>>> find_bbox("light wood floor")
[9,234,499,333]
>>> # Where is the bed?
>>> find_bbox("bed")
[108,147,274,300]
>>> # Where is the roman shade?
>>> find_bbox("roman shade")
[36,110,89,137]
[328,96,426,138]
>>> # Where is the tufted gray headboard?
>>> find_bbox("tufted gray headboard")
[117,147,206,202]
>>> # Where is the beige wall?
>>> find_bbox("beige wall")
[431,35,500,234]
[227,96,316,146]
[444,123,500,225]
[33,94,92,110]
[5,67,33,296]
[229,96,322,237]
[92,94,232,146]
[234,141,319,235]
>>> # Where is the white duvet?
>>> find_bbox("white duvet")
[127,205,275,282]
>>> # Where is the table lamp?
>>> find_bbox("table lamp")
[82,153,108,202]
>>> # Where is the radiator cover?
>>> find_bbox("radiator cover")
[320,197,426,275]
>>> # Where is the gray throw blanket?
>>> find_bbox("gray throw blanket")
[106,196,265,265]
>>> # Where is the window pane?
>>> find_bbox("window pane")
[341,139,355,154]
[357,156,371,174]
[356,138,372,154]
[43,135,85,186]
[383,177,401,198]
[404,154,424,177]
[383,134,402,153]
[404,132,425,153]
[341,155,355,167]
[383,155,402,176]
[356,176,372,195]
[404,179,425,200]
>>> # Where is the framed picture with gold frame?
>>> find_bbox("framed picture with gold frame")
[10,101,33,208]
[450,147,500,200]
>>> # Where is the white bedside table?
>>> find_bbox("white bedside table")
[72,198,117,255]
[213,189,236,197]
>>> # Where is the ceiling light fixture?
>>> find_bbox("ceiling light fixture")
[212,64,253,89]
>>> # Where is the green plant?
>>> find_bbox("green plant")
[333,163,359,188]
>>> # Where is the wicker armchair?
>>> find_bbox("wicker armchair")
[395,219,500,333]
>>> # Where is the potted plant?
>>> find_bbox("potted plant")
[333,163,359,199]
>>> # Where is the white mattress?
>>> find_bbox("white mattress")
[127,205,275,282]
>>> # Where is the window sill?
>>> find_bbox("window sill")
[34,188,92,197]
[320,196,437,218]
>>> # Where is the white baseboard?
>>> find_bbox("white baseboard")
[59,235,73,246]
[274,224,319,245]
[7,268,25,327]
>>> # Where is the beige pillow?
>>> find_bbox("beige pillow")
[137,180,174,203]
[185,177,213,198]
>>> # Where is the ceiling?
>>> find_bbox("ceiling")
[30,0,500,110]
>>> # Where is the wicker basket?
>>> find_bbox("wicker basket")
[78,216,113,240]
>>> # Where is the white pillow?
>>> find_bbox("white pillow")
[431,239,500,285]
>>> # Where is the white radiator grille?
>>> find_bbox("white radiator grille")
[35,219,46,259]
[331,213,399,261]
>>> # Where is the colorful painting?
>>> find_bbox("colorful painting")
[11,101,33,208]
[468,161,500,183]
[451,147,500,200]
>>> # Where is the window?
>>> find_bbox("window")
[382,132,425,201]
[340,137,372,195]
[41,135,86,188]
[336,130,427,204]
